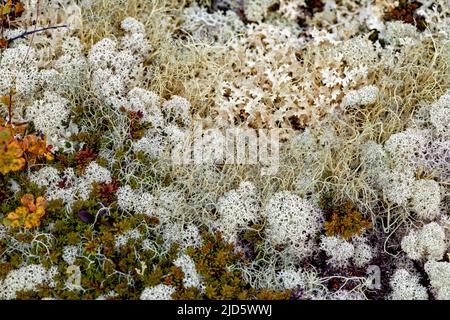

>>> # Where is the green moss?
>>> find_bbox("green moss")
[144,265,164,287]
[0,175,13,206]
[29,195,160,299]
[183,231,290,300]
[242,224,263,243]
[52,152,77,172]
[320,192,372,239]
[0,174,45,217]
[135,151,146,163]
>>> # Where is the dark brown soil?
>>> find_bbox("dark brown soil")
[384,0,427,31]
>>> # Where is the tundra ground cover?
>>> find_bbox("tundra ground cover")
[0,0,449,300]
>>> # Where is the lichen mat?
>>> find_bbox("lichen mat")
[0,0,449,301]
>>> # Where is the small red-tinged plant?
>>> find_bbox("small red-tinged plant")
[74,147,97,170]
[384,0,427,31]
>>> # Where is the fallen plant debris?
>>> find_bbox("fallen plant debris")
[0,0,25,24]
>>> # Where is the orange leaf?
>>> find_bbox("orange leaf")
[45,152,54,161]
[35,196,46,209]
[7,140,24,158]
[23,134,46,155]
[0,38,8,48]
[0,3,11,16]
[1,1,25,20]
[0,142,26,173]
[10,220,21,228]
[0,157,25,174]
[7,211,20,221]
[24,214,40,229]
[22,134,37,150]
[21,193,35,211]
